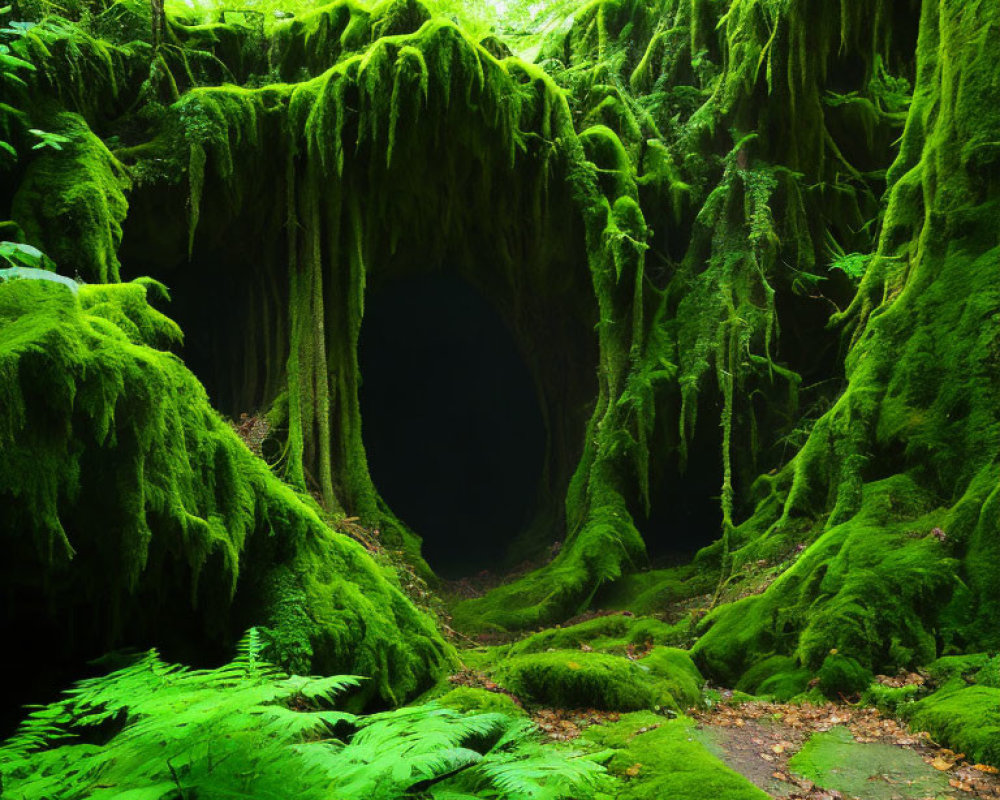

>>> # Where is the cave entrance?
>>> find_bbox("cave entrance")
[359,273,546,578]
[639,401,725,563]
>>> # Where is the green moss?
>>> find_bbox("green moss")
[506,613,685,657]
[0,278,453,704]
[269,0,373,80]
[495,650,680,712]
[788,726,952,800]
[734,654,811,701]
[490,645,701,712]
[924,654,991,686]
[434,686,527,717]
[595,566,708,619]
[14,14,148,121]
[77,279,182,348]
[694,478,956,684]
[12,110,129,282]
[583,712,771,799]
[817,653,874,699]
[908,686,1000,766]
[640,647,704,708]
[863,683,922,716]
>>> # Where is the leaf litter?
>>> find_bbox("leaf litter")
[691,700,1000,799]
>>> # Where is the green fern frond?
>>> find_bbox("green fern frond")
[1,638,609,800]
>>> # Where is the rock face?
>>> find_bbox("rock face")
[1,0,999,705]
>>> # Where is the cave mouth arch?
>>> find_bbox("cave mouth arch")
[359,272,547,579]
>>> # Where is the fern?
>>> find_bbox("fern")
[826,232,870,283]
[0,630,609,800]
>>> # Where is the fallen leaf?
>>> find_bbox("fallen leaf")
[974,764,1000,774]
[932,756,955,771]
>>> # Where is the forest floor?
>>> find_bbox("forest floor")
[446,654,1000,799]
[689,700,1000,800]
[346,517,1000,800]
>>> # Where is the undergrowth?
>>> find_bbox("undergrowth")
[0,630,611,800]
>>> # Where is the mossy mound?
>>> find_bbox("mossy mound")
[889,656,1000,767]
[433,686,527,717]
[817,654,875,699]
[908,686,1000,766]
[0,277,453,704]
[693,478,956,684]
[494,646,701,712]
[584,712,770,800]
[734,655,811,702]
[595,565,710,618]
[505,613,686,657]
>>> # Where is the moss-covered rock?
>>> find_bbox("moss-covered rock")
[908,686,1000,766]
[817,653,874,699]
[12,110,129,283]
[434,686,527,717]
[734,654,811,702]
[494,646,701,712]
[0,277,453,704]
[495,651,669,711]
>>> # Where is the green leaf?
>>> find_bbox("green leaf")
[0,52,32,70]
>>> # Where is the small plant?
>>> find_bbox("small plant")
[0,241,79,291]
[0,5,33,161]
[1,7,72,162]
[826,233,870,284]
[0,240,47,269]
[28,127,71,150]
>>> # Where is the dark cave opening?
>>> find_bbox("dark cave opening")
[639,403,726,563]
[359,273,547,579]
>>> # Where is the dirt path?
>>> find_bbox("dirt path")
[692,700,1000,800]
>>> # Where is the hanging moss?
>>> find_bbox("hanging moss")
[152,4,661,623]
